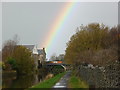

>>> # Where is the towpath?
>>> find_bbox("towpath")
[52,71,71,88]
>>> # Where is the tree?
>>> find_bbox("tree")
[2,35,19,70]
[65,23,118,66]
[13,46,35,74]
[50,53,57,60]
[57,54,64,61]
[2,35,35,74]
[2,35,19,62]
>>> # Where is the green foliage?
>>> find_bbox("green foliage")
[13,46,35,74]
[7,57,17,70]
[65,23,118,66]
[2,39,35,74]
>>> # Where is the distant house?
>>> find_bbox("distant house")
[37,48,46,68]
[22,45,46,69]
[23,45,38,55]
[23,45,38,69]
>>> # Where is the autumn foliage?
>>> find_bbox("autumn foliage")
[65,23,119,66]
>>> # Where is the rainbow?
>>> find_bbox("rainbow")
[42,2,76,58]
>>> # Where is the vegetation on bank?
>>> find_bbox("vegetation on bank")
[29,72,66,89]
[65,23,119,66]
[68,71,89,88]
[2,35,35,74]
[65,23,120,88]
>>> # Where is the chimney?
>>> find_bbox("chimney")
[43,48,45,52]
[43,48,45,50]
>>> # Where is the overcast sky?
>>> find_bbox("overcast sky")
[2,2,118,59]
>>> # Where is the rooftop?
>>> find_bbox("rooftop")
[23,45,35,51]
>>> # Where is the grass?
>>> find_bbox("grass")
[28,72,66,89]
[68,72,89,89]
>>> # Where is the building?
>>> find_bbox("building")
[23,45,46,69]
[23,45,38,69]
[23,45,38,54]
[37,48,46,68]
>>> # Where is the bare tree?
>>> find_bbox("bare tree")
[2,35,20,62]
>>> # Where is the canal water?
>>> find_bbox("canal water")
[2,65,65,89]
[2,71,49,89]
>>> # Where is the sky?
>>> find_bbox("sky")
[1,2,118,59]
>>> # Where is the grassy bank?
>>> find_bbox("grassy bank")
[29,72,66,89]
[68,72,89,88]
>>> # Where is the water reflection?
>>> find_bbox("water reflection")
[2,72,47,88]
[2,66,65,89]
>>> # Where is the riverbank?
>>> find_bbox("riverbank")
[29,72,66,89]
[2,70,17,77]
[68,71,89,88]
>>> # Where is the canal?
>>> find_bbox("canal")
[2,65,65,89]
[2,71,48,88]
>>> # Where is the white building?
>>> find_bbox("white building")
[23,45,46,69]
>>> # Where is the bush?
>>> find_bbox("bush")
[7,57,17,70]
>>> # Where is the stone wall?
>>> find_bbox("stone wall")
[76,61,120,88]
